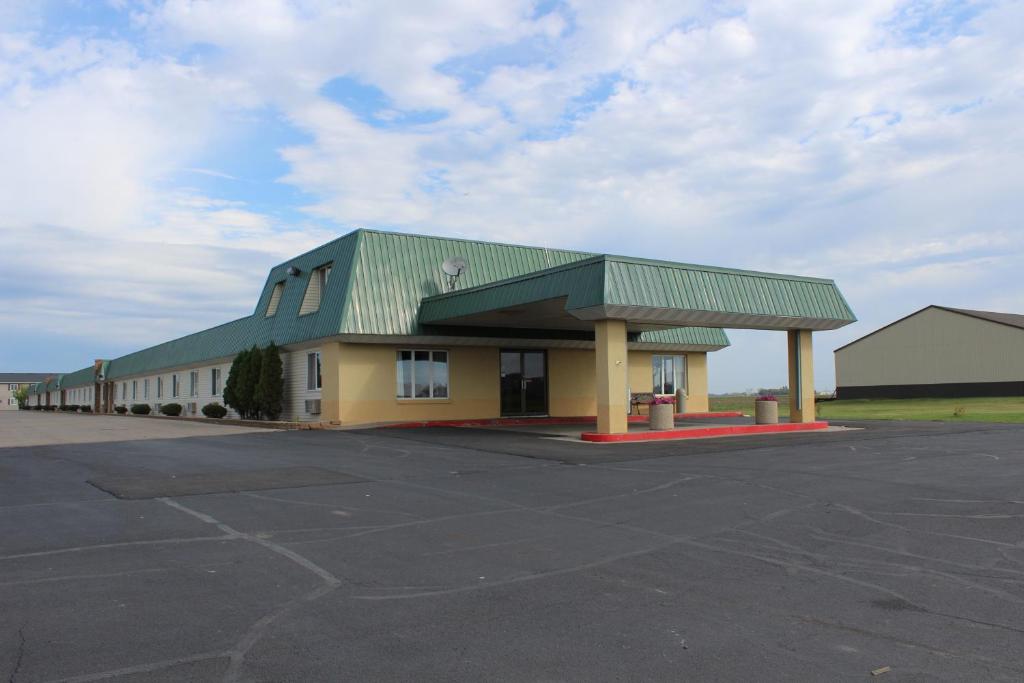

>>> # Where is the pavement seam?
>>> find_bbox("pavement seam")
[156,497,342,683]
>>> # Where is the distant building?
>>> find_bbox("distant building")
[835,306,1024,399]
[0,373,54,410]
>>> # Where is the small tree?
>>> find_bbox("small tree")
[243,345,263,419]
[224,346,266,419]
[224,348,251,418]
[14,385,29,409]
[256,343,284,421]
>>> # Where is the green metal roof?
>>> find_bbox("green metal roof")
[103,230,731,379]
[69,229,858,380]
[62,365,98,389]
[420,255,856,332]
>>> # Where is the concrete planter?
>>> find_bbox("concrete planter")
[754,400,779,425]
[675,389,687,414]
[649,402,675,431]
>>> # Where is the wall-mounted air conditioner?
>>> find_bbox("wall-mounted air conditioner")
[305,399,321,415]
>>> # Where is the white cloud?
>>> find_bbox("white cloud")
[2,0,1022,391]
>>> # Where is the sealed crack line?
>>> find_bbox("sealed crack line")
[158,498,341,587]
[8,627,25,683]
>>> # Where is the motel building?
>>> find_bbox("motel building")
[27,229,855,436]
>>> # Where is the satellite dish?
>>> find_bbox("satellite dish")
[442,256,468,291]
[442,256,467,276]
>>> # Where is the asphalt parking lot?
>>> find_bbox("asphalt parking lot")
[2,411,1024,682]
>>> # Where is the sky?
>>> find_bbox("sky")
[0,0,1021,392]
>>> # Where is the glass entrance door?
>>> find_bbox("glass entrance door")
[500,350,548,416]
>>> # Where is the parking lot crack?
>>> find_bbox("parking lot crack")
[156,497,345,682]
[7,626,25,683]
[158,498,341,587]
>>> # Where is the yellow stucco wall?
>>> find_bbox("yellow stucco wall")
[336,343,500,425]
[628,350,709,412]
[548,349,597,416]
[329,342,713,426]
[686,353,710,412]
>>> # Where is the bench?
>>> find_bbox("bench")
[629,392,656,415]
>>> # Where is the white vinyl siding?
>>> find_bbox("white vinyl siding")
[266,281,285,316]
[108,351,320,422]
[112,361,237,418]
[283,348,322,422]
[299,264,332,315]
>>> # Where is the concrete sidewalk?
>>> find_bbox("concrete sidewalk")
[0,411,272,448]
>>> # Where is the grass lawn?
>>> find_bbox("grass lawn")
[710,395,1024,423]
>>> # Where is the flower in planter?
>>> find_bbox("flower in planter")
[651,396,676,405]
[756,394,778,402]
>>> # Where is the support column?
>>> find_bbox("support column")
[685,353,709,413]
[788,330,815,423]
[320,342,343,424]
[595,319,628,434]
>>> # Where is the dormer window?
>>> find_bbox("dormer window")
[266,281,285,317]
[300,263,332,315]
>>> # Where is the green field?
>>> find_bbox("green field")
[709,395,1024,423]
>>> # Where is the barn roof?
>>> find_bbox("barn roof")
[834,305,1024,353]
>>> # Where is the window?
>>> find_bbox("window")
[9,383,17,391]
[652,355,686,395]
[396,350,449,399]
[211,368,221,395]
[132,380,137,401]
[189,371,198,397]
[157,377,163,399]
[172,374,180,398]
[266,281,285,317]
[307,352,322,391]
[144,379,149,400]
[121,382,127,400]
[299,263,332,314]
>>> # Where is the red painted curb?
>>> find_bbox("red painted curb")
[379,411,744,430]
[580,421,830,442]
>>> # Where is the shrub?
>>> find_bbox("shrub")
[225,344,280,420]
[130,403,151,415]
[80,405,92,413]
[256,343,284,420]
[62,404,79,412]
[43,405,56,411]
[115,406,128,414]
[201,402,227,419]
[160,403,183,416]
[32,405,42,411]
[225,348,259,419]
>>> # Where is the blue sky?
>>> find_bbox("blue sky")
[1,0,1022,392]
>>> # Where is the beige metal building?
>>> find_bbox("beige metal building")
[835,306,1024,399]
[0,374,54,410]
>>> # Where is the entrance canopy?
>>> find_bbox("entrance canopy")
[419,255,856,332]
